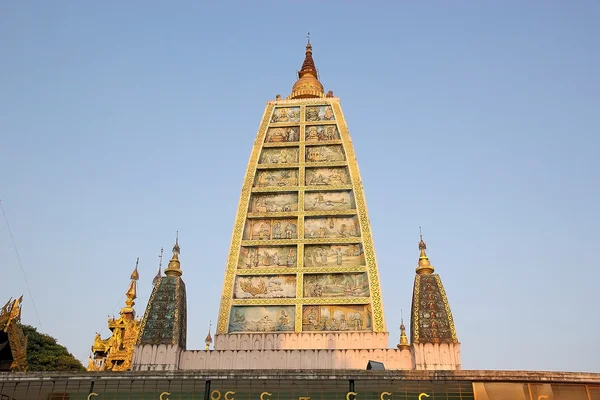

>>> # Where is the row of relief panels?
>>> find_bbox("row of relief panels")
[234,272,369,300]
[265,125,339,144]
[238,243,364,270]
[243,216,360,241]
[250,191,356,213]
[229,304,372,333]
[270,105,335,124]
[259,146,346,163]
[254,167,350,188]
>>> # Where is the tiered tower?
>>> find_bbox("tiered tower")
[208,40,390,366]
[133,235,187,371]
[87,260,142,371]
[410,236,461,369]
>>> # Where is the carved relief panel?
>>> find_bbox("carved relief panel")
[265,127,300,143]
[305,105,335,122]
[302,304,372,332]
[259,147,299,165]
[304,216,360,239]
[305,167,350,186]
[229,306,295,333]
[303,273,369,298]
[234,275,296,299]
[305,125,340,142]
[238,246,297,268]
[305,145,346,163]
[254,169,299,188]
[304,190,355,212]
[304,244,365,268]
[250,193,298,213]
[270,107,300,123]
[243,218,298,240]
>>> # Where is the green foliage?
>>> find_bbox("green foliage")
[20,324,85,371]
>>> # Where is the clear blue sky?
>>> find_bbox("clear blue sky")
[1,1,599,372]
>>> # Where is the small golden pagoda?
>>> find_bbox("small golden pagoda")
[0,296,27,372]
[88,259,142,371]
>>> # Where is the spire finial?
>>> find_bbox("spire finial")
[288,37,324,99]
[205,321,213,350]
[123,258,139,315]
[165,233,182,277]
[416,228,435,275]
[398,313,411,350]
[153,248,164,286]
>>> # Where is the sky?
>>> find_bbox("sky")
[1,1,599,373]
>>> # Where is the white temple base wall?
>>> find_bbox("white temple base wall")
[132,342,461,371]
[178,348,414,370]
[412,342,461,370]
[213,332,390,350]
[132,344,182,371]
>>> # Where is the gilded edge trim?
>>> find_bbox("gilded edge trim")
[333,100,386,333]
[217,104,274,334]
[136,277,162,345]
[411,275,421,344]
[434,274,458,342]
[172,278,180,346]
[231,297,371,306]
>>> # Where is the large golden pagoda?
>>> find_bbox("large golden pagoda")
[88,260,142,371]
[216,39,386,339]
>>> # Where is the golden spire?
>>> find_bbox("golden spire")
[397,318,411,350]
[416,228,435,275]
[164,232,182,277]
[288,34,324,99]
[205,321,213,350]
[122,258,139,315]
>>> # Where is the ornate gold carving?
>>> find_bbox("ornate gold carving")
[261,393,272,400]
[252,186,300,193]
[0,296,27,372]
[412,275,421,343]
[333,101,386,332]
[419,394,430,400]
[304,185,353,191]
[380,393,392,400]
[347,392,358,400]
[87,393,98,400]
[237,268,298,276]
[219,99,386,335]
[262,142,301,148]
[242,237,361,246]
[257,163,301,170]
[435,275,458,342]
[231,296,370,306]
[303,266,366,274]
[303,297,370,305]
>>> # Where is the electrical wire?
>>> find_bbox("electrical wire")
[0,199,43,331]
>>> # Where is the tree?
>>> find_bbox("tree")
[20,324,85,371]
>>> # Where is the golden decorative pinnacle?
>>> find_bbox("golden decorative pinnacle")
[205,321,213,350]
[164,232,182,277]
[397,319,411,350]
[288,38,324,99]
[123,258,139,312]
[416,229,435,275]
